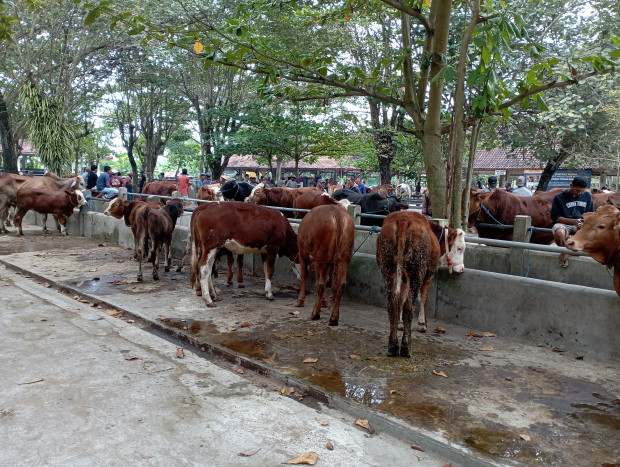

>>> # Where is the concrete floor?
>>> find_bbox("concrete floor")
[0,225,619,466]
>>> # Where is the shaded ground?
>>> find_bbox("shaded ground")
[1,225,619,466]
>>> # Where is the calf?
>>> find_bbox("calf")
[295,205,355,326]
[197,183,223,201]
[14,189,86,236]
[189,201,298,307]
[137,199,184,281]
[566,204,620,298]
[376,211,465,357]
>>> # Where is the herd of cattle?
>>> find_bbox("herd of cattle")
[1,172,619,356]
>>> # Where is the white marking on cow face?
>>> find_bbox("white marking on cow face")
[103,198,118,216]
[337,199,351,209]
[440,228,466,273]
[75,190,87,207]
[210,186,223,201]
[248,183,265,203]
[223,239,267,255]
[76,176,86,190]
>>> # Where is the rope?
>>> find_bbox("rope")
[480,203,506,225]
[353,225,380,255]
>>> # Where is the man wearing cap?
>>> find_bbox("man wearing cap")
[285,175,297,188]
[261,175,274,188]
[551,176,594,268]
[316,178,327,193]
[512,176,532,196]
[249,175,258,187]
[482,176,497,192]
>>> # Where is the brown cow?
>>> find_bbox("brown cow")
[295,205,354,326]
[197,183,223,201]
[14,189,86,236]
[247,184,319,217]
[141,181,180,198]
[367,184,396,197]
[376,211,465,357]
[566,204,620,298]
[468,188,554,244]
[137,199,185,281]
[189,201,298,307]
[293,190,350,218]
[0,172,85,233]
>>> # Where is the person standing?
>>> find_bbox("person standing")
[178,168,191,199]
[85,164,98,191]
[124,172,134,200]
[285,175,297,188]
[345,176,360,193]
[504,183,513,193]
[139,171,147,193]
[551,176,594,268]
[356,177,366,194]
[482,176,497,192]
[316,178,327,193]
[512,176,532,196]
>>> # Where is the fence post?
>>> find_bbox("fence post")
[117,187,127,201]
[510,215,532,276]
[172,191,182,199]
[147,195,161,203]
[347,203,361,225]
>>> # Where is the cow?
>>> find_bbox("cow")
[396,183,413,200]
[327,184,343,196]
[293,190,351,218]
[566,204,620,298]
[367,184,396,197]
[332,189,407,226]
[0,172,85,233]
[468,188,554,244]
[197,183,223,201]
[13,189,86,236]
[248,184,319,213]
[104,198,164,260]
[136,199,185,281]
[376,211,466,357]
[189,201,299,307]
[295,205,355,326]
[141,181,180,198]
[219,179,254,201]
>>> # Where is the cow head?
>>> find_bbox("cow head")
[439,228,466,274]
[566,205,620,265]
[74,189,87,207]
[74,175,86,191]
[104,198,131,218]
[387,196,408,213]
[247,183,266,203]
[467,188,491,228]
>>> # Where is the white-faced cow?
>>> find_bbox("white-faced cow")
[376,211,465,357]
[295,205,355,326]
[566,204,620,298]
[189,201,298,307]
[14,189,86,236]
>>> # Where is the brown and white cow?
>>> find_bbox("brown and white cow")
[189,201,298,307]
[141,181,180,198]
[295,205,355,326]
[0,172,85,233]
[137,199,185,281]
[14,189,86,236]
[566,204,620,298]
[196,183,223,201]
[376,211,465,357]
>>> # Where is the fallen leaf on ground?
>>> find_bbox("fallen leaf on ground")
[435,326,446,333]
[160,317,170,322]
[390,389,404,396]
[326,442,334,450]
[126,319,135,324]
[40,318,48,322]
[78,299,90,304]
[103,309,123,318]
[98,243,106,247]
[433,370,448,378]
[19,377,44,385]
[303,357,318,363]
[238,448,261,457]
[575,355,584,360]
[227,326,237,331]
[444,464,452,467]
[480,345,494,351]
[176,348,184,358]
[283,452,319,465]
[92,277,100,281]
[552,347,566,353]
[519,434,531,441]
[316,418,329,426]
[411,444,425,452]
[466,332,482,338]
[88,269,97,272]
[349,354,361,360]
[90,302,100,307]
[612,399,620,404]
[142,455,152,459]
[355,418,374,433]
[482,331,497,337]
[240,322,251,328]
[289,311,300,317]
[307,331,313,336]
[123,354,143,360]
[43,282,51,288]
[237,369,244,374]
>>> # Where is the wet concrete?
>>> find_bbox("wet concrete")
[1,225,619,466]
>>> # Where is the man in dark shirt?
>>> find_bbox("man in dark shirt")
[85,164,98,190]
[550,176,594,267]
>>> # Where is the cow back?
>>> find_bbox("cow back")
[142,181,180,197]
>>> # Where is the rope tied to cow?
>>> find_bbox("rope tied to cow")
[353,225,380,255]
[479,203,506,226]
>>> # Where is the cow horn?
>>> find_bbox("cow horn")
[71,180,76,188]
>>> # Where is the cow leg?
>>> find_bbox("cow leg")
[295,255,308,308]
[225,250,234,286]
[163,242,171,272]
[328,262,348,327]
[135,234,145,282]
[311,267,326,321]
[152,243,160,281]
[263,255,275,300]
[199,248,218,307]
[236,254,244,288]
[14,208,25,236]
[417,274,434,333]
[400,292,414,358]
[58,215,68,235]
[41,214,51,233]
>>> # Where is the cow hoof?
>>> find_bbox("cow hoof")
[328,319,339,326]
[237,283,245,289]
[265,295,275,301]
[295,300,305,307]
[153,275,159,281]
[206,302,217,308]
[195,290,202,296]
[175,266,182,272]
[399,348,412,358]
[311,313,320,321]
[137,275,143,282]
[418,323,427,333]
[387,346,400,357]
[164,266,170,272]
[213,296,222,302]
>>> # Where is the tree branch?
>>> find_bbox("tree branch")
[380,0,432,32]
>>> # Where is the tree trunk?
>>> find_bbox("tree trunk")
[536,149,567,192]
[0,91,18,174]
[461,119,481,229]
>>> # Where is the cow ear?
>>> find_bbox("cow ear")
[71,181,76,188]
[122,200,131,207]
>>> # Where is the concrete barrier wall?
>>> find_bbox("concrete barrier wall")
[22,207,620,359]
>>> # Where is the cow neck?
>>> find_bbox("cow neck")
[605,239,620,269]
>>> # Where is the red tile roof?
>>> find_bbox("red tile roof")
[473,147,544,170]
[226,154,358,171]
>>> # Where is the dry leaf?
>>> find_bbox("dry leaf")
[126,319,135,324]
[482,331,496,337]
[103,309,123,318]
[201,347,206,352]
[480,345,494,351]
[307,331,314,336]
[612,399,620,404]
[349,354,361,360]
[519,434,531,441]
[435,326,446,333]
[283,452,318,465]
[142,455,152,459]
[303,357,318,363]
[316,418,329,426]
[238,448,260,457]
[19,377,44,385]
[160,317,170,322]
[227,326,237,331]
[411,444,425,452]
[390,389,404,396]
[93,277,100,281]
[237,369,244,375]
[326,442,334,450]
[43,282,51,288]
[176,348,184,358]
[552,347,566,353]
[444,464,452,467]
[355,418,373,432]
[98,243,106,247]
[40,318,48,322]
[466,332,482,338]
[433,370,448,378]
[240,322,251,328]
[123,355,141,360]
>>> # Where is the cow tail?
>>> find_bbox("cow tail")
[395,226,410,321]
[189,228,199,289]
